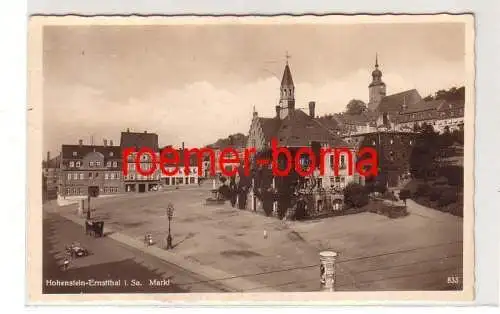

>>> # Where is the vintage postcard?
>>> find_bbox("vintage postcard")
[28,14,475,304]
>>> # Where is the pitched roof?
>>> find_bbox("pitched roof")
[333,111,378,126]
[377,89,422,113]
[275,110,349,148]
[403,99,444,113]
[61,145,121,159]
[281,63,294,87]
[437,99,465,111]
[315,116,341,131]
[257,117,282,142]
[120,131,159,151]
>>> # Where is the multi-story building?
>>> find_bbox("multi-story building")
[42,152,61,201]
[60,139,123,198]
[161,146,200,186]
[247,60,359,191]
[339,56,465,135]
[120,129,162,193]
[343,129,417,188]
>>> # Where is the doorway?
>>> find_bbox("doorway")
[138,184,146,193]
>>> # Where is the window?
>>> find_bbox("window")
[89,173,93,179]
[96,161,101,167]
[340,155,346,169]
[79,173,84,180]
[89,161,94,167]
[69,161,74,167]
[105,173,109,180]
[72,152,77,157]
[76,161,81,167]
[104,187,108,193]
[113,161,117,167]
[390,139,394,145]
[107,161,111,167]
[67,173,71,180]
[329,155,334,168]
[95,172,99,178]
[190,177,195,184]
[109,152,114,157]
[110,173,114,179]
[116,172,120,179]
[73,173,78,180]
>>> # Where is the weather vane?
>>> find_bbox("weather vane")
[285,51,291,64]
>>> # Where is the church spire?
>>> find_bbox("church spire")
[278,54,295,119]
[375,53,379,68]
[281,52,294,88]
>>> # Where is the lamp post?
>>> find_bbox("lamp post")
[166,203,174,250]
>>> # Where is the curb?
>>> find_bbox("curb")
[57,211,277,292]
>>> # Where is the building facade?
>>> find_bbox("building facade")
[120,129,162,193]
[246,61,359,191]
[60,139,123,197]
[161,147,200,186]
[344,130,417,188]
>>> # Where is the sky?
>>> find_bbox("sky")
[43,22,466,155]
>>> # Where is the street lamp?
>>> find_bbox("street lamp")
[166,203,175,250]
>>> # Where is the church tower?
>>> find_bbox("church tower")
[368,54,386,111]
[278,57,295,119]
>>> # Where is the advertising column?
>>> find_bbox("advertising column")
[319,251,338,291]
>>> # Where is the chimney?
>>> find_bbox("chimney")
[308,101,316,118]
[46,151,50,163]
[103,139,108,147]
[126,128,130,133]
[110,140,114,146]
[144,130,147,134]
[78,139,83,146]
[275,105,281,119]
[182,142,185,151]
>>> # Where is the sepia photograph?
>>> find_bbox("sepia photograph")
[28,14,475,302]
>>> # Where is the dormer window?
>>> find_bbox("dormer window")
[107,161,111,167]
[69,161,74,167]
[89,161,94,167]
[76,161,81,167]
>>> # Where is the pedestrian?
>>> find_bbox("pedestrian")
[230,178,237,207]
[63,256,70,271]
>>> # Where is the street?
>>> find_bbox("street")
[43,211,229,293]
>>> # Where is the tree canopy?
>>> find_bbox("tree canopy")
[345,99,367,115]
[423,86,465,102]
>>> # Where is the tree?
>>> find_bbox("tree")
[423,94,434,101]
[346,99,367,115]
[344,183,369,208]
[410,123,440,180]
